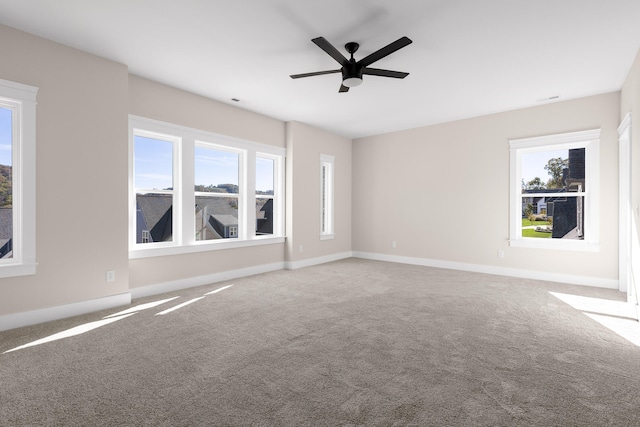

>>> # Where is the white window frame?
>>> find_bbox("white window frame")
[320,154,335,240]
[131,128,181,249]
[255,153,283,237]
[129,115,285,259]
[509,129,600,252]
[0,79,37,278]
[193,142,244,242]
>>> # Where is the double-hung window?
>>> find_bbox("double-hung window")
[0,79,37,278]
[133,131,179,246]
[194,144,241,241]
[129,116,285,258]
[509,129,600,251]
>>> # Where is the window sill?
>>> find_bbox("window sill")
[320,233,335,241]
[509,238,599,252]
[0,261,37,278]
[129,236,285,259]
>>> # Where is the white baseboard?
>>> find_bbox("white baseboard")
[130,261,286,299]
[352,251,619,290]
[0,292,132,332]
[284,251,353,270]
[1,251,619,333]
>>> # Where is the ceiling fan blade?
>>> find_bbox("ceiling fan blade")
[358,36,412,67]
[339,84,350,93]
[312,37,349,66]
[363,68,409,79]
[290,69,341,79]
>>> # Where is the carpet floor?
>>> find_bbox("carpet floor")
[1,259,639,426]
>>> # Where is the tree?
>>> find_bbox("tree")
[524,177,546,190]
[545,157,568,189]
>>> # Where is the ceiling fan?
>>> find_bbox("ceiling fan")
[290,36,412,92]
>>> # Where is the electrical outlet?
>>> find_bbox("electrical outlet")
[106,270,115,282]
[497,250,505,258]
[392,241,397,248]
[299,245,304,253]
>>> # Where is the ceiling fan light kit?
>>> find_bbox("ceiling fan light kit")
[290,36,412,92]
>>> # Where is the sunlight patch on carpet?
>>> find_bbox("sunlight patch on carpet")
[3,284,235,353]
[156,297,205,315]
[550,292,640,347]
[104,296,181,318]
[205,284,233,295]
[3,313,135,354]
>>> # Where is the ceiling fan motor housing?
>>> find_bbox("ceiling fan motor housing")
[342,62,364,84]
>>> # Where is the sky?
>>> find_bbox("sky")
[0,107,12,166]
[134,136,274,192]
[521,148,567,184]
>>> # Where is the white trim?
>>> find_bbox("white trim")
[0,293,132,332]
[509,128,601,149]
[129,236,285,259]
[618,113,631,294]
[352,251,618,289]
[0,79,38,278]
[320,154,335,238]
[284,251,352,270]
[130,261,285,299]
[129,115,285,157]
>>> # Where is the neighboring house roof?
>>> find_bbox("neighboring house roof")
[195,196,238,218]
[136,194,172,242]
[211,214,237,227]
[256,199,273,235]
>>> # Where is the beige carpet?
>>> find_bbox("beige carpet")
[1,258,639,426]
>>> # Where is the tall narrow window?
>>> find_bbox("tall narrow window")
[320,154,335,239]
[256,156,274,236]
[194,145,240,240]
[0,79,37,278]
[509,129,599,251]
[133,131,178,246]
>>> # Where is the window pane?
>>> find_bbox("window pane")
[134,135,174,244]
[521,149,567,190]
[195,146,239,193]
[195,195,239,240]
[256,157,274,195]
[0,107,12,258]
[521,148,586,240]
[256,157,274,236]
[194,146,240,240]
[136,194,173,243]
[134,136,173,190]
[256,198,273,236]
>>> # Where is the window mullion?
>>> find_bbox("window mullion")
[244,150,255,240]
[181,139,195,245]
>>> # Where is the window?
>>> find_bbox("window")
[0,79,37,278]
[320,154,334,239]
[129,116,285,258]
[509,129,600,251]
[195,145,240,241]
[256,155,275,236]
[133,132,178,245]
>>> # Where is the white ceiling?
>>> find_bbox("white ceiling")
[1,0,639,139]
